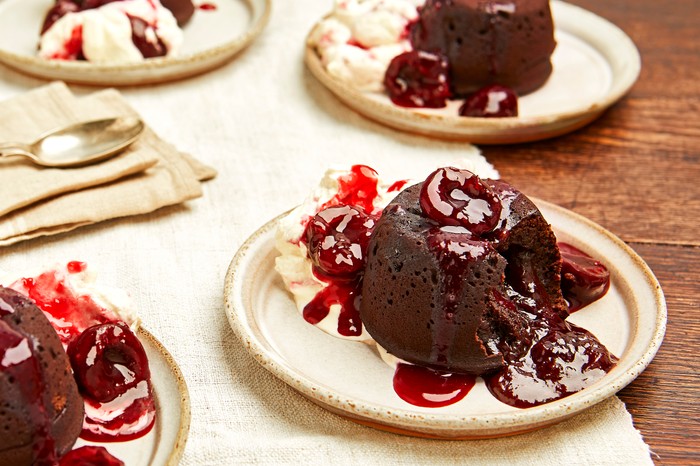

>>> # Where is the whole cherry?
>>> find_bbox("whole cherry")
[419,167,503,235]
[384,50,451,108]
[558,242,611,312]
[67,322,150,403]
[459,84,519,118]
[305,205,376,278]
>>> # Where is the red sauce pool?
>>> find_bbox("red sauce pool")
[393,363,476,407]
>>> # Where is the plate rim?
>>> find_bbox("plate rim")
[138,327,192,465]
[223,199,666,438]
[0,0,272,86]
[304,0,641,143]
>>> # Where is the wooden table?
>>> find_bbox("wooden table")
[484,0,699,463]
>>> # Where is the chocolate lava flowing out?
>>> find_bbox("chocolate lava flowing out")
[299,166,617,409]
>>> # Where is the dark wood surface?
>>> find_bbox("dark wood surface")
[484,1,699,463]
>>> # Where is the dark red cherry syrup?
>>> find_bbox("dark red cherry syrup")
[394,363,475,407]
[486,321,618,408]
[59,445,124,465]
[199,2,217,10]
[425,230,498,367]
[302,279,363,337]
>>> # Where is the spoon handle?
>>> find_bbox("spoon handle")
[0,143,39,164]
[0,142,32,157]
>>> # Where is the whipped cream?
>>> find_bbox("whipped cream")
[275,167,405,342]
[39,0,183,63]
[308,0,425,91]
[1,261,139,346]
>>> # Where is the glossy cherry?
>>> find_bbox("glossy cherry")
[128,15,168,58]
[305,205,376,277]
[459,85,519,118]
[322,164,381,214]
[384,50,451,108]
[59,446,124,466]
[67,322,150,403]
[419,167,502,235]
[559,242,611,312]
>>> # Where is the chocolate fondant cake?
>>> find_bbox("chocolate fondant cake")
[0,287,83,465]
[410,0,556,96]
[360,173,567,375]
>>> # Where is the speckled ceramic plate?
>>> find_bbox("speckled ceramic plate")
[305,1,640,143]
[73,328,191,465]
[0,0,271,85]
[224,200,665,439]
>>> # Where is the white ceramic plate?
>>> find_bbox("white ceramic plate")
[74,328,191,465]
[305,1,641,143]
[0,0,271,86]
[224,200,666,439]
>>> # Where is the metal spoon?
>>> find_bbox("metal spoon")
[0,116,145,168]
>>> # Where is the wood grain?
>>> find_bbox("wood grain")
[483,0,700,463]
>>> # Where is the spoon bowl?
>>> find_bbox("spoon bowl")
[0,116,145,168]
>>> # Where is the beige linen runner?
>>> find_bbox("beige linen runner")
[0,82,215,246]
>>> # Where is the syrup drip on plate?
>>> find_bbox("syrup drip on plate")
[393,363,476,407]
[58,445,124,465]
[303,277,363,337]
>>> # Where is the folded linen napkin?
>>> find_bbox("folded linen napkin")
[0,82,216,246]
